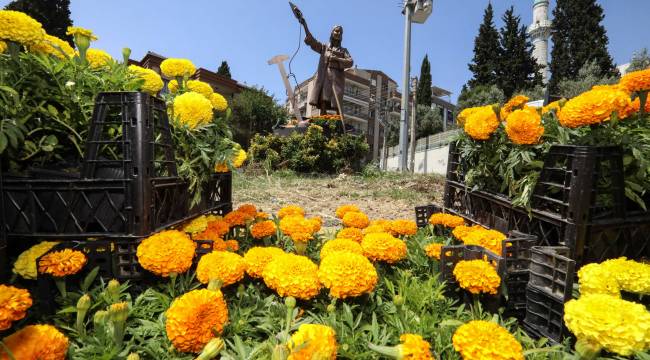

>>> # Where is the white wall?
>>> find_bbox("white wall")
[382,143,450,175]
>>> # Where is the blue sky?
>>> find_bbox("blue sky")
[4,0,648,102]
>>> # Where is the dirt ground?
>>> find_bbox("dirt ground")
[233,170,445,228]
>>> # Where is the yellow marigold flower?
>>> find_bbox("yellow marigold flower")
[160,58,196,78]
[136,230,196,277]
[462,228,506,255]
[318,251,377,298]
[558,85,633,128]
[342,211,370,229]
[251,220,277,239]
[167,79,180,94]
[620,68,650,93]
[183,215,208,234]
[196,251,246,286]
[186,79,213,99]
[542,99,564,115]
[233,149,247,168]
[388,219,418,236]
[457,106,481,126]
[500,95,530,119]
[336,227,363,243]
[452,320,524,360]
[0,285,32,331]
[280,215,316,243]
[0,40,6,53]
[278,205,305,218]
[38,249,87,277]
[320,238,364,260]
[0,10,45,45]
[165,289,228,353]
[564,294,650,356]
[224,210,253,227]
[505,106,544,145]
[453,260,501,295]
[335,204,360,219]
[0,324,69,360]
[12,241,59,280]
[29,34,74,59]
[288,324,337,360]
[451,224,485,241]
[262,253,321,300]
[128,65,164,95]
[244,246,285,279]
[464,105,500,141]
[85,48,113,69]
[210,92,228,111]
[363,224,388,235]
[428,213,465,228]
[361,232,407,264]
[66,26,97,41]
[424,243,443,260]
[577,262,620,297]
[172,91,213,129]
[237,203,257,217]
[398,333,434,359]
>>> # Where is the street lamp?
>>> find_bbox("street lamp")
[398,0,432,172]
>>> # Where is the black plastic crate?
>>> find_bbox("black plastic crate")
[523,285,571,344]
[414,204,442,228]
[528,246,575,302]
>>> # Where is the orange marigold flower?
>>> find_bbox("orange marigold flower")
[251,220,277,239]
[453,260,501,295]
[165,289,228,353]
[505,106,545,145]
[224,210,253,227]
[280,215,316,243]
[0,285,32,330]
[424,243,443,260]
[558,85,633,128]
[288,324,337,360]
[336,227,363,243]
[262,253,321,300]
[194,218,230,241]
[363,224,388,235]
[212,239,239,252]
[320,238,364,260]
[542,99,564,115]
[244,246,285,279]
[38,249,87,277]
[464,105,499,140]
[308,216,322,233]
[136,230,196,277]
[278,205,305,219]
[361,232,407,264]
[620,68,650,93]
[398,333,434,359]
[196,251,246,286]
[388,219,418,236]
[256,212,270,220]
[342,211,370,229]
[1,324,69,360]
[630,96,650,114]
[453,321,524,360]
[500,95,530,119]
[457,106,481,126]
[318,251,377,298]
[462,228,506,255]
[451,224,485,241]
[236,204,257,217]
[428,213,465,228]
[335,204,360,219]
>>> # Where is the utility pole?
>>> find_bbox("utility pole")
[409,77,418,173]
[268,55,303,123]
[398,0,432,172]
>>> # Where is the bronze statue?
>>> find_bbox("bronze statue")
[290,2,354,115]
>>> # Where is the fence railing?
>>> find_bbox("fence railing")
[383,129,459,158]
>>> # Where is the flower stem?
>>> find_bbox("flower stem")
[55,278,67,298]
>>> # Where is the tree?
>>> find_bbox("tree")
[230,87,287,148]
[549,0,617,92]
[416,55,432,107]
[496,7,542,98]
[468,3,501,88]
[457,84,505,111]
[5,0,73,45]
[217,61,232,78]
[628,48,650,72]
[415,105,443,138]
[556,60,618,99]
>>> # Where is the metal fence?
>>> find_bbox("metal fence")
[383,129,459,158]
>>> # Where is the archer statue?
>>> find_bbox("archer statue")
[290,2,354,115]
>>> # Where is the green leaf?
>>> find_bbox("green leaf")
[81,266,100,292]
[0,133,7,154]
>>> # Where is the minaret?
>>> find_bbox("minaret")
[528,0,552,83]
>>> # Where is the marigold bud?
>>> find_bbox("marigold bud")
[196,338,225,360]
[284,296,296,309]
[126,353,140,360]
[77,294,91,311]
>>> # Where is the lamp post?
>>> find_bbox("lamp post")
[398,0,432,172]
